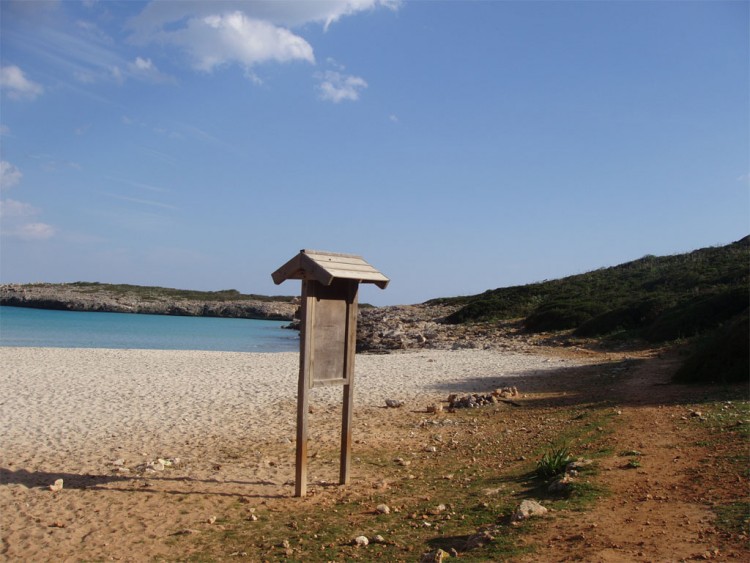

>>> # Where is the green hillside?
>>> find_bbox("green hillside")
[429,237,749,383]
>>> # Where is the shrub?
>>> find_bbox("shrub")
[574,296,674,337]
[536,445,572,480]
[643,288,749,342]
[673,309,749,384]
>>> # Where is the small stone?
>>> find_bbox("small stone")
[420,548,450,562]
[111,458,125,466]
[352,535,369,547]
[207,516,217,524]
[385,399,403,408]
[425,446,438,453]
[49,479,63,492]
[548,474,574,493]
[371,534,387,544]
[247,514,259,522]
[395,458,411,467]
[49,521,66,528]
[465,527,498,550]
[376,504,390,514]
[427,404,443,414]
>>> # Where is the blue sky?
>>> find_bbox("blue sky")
[1,0,747,306]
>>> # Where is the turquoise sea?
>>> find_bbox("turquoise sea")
[0,306,299,353]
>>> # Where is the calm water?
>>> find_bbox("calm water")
[0,306,299,353]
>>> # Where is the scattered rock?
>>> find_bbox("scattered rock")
[548,474,574,493]
[376,504,390,514]
[371,534,387,544]
[427,404,443,414]
[395,457,411,467]
[49,479,63,493]
[207,516,217,524]
[385,399,404,408]
[464,526,500,550]
[566,458,594,472]
[448,388,521,409]
[352,535,369,547]
[420,548,451,562]
[512,499,548,522]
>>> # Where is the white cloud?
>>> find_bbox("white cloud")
[0,161,23,190]
[0,124,10,136]
[168,12,315,72]
[0,65,43,100]
[0,198,39,218]
[126,2,399,81]
[127,56,174,83]
[128,1,400,40]
[389,114,399,123]
[317,70,367,103]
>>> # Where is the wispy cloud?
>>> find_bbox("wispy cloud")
[103,192,178,210]
[0,198,39,218]
[2,222,56,241]
[0,65,44,100]
[0,160,23,190]
[316,70,368,103]
[106,176,171,193]
[0,160,56,240]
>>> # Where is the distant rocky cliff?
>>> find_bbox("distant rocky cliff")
[0,283,297,321]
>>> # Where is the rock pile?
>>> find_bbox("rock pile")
[447,387,519,409]
[356,304,538,354]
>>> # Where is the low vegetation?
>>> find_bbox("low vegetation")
[431,236,749,383]
[67,282,296,303]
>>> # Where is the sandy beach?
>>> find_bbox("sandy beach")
[1,346,592,561]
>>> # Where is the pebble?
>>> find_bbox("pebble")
[49,479,63,493]
[352,535,369,547]
[376,504,390,514]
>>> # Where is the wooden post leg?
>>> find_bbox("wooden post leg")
[340,382,353,485]
[295,373,309,497]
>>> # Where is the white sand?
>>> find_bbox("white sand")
[0,346,586,472]
[0,346,595,561]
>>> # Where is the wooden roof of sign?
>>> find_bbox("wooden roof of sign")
[272,249,389,289]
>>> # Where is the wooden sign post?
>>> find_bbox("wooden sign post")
[272,250,388,497]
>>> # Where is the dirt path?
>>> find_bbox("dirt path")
[516,353,749,562]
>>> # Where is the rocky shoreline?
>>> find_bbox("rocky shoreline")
[0,283,297,321]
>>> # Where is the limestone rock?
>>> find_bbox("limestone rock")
[421,548,450,562]
[352,535,369,547]
[512,499,548,521]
